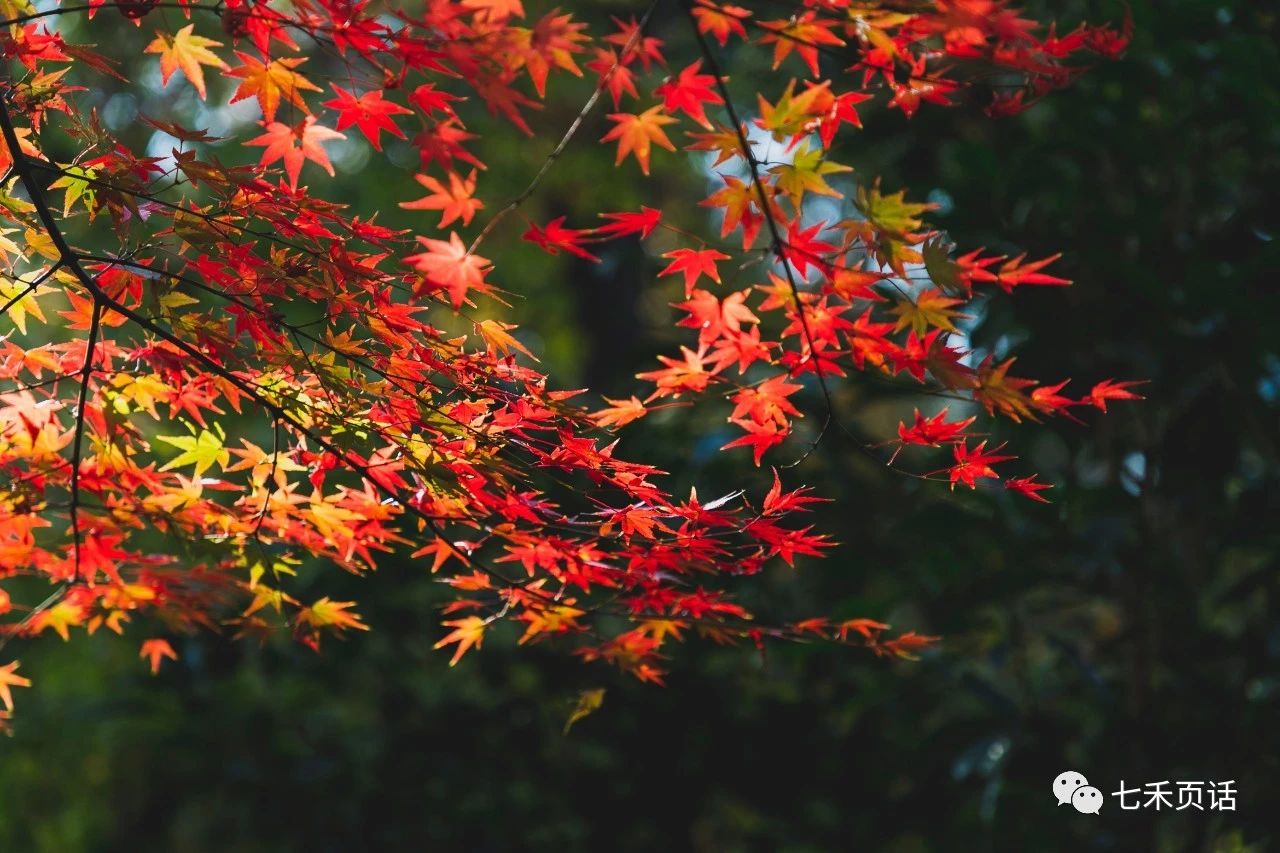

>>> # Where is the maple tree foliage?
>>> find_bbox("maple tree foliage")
[0,0,1138,722]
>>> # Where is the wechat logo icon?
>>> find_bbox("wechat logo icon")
[1055,770,1102,814]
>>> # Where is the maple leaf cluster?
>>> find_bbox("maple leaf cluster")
[0,0,1136,716]
[573,6,1141,496]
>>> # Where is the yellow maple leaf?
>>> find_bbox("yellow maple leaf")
[563,687,606,735]
[305,492,362,545]
[768,143,852,208]
[31,601,84,641]
[434,615,486,665]
[891,288,967,335]
[298,597,369,633]
[639,618,686,643]
[0,661,31,712]
[856,181,934,237]
[518,604,585,644]
[145,24,227,100]
[0,271,51,334]
[110,372,174,418]
[141,474,205,513]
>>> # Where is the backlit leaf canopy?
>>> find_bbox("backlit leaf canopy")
[0,0,1137,716]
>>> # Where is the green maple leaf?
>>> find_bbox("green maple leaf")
[769,143,852,208]
[923,236,965,296]
[48,165,97,218]
[157,422,230,476]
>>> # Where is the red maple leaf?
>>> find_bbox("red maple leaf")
[1087,379,1146,412]
[596,206,662,239]
[654,59,723,130]
[1005,475,1053,503]
[404,232,494,308]
[322,85,412,151]
[659,247,732,297]
[585,48,639,108]
[522,216,600,261]
[948,441,1013,489]
[897,408,976,447]
[722,418,788,466]
[247,117,345,190]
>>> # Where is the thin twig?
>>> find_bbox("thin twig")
[67,297,103,581]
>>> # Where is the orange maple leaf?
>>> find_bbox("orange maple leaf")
[139,638,178,675]
[837,618,890,641]
[399,169,483,228]
[873,631,940,660]
[701,174,770,248]
[691,3,751,46]
[601,105,677,175]
[758,14,845,77]
[227,53,321,122]
[476,318,536,360]
[591,395,647,428]
[636,345,714,399]
[729,374,802,427]
[29,601,86,641]
[461,0,523,21]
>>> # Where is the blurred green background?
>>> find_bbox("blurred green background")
[2,0,1278,850]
